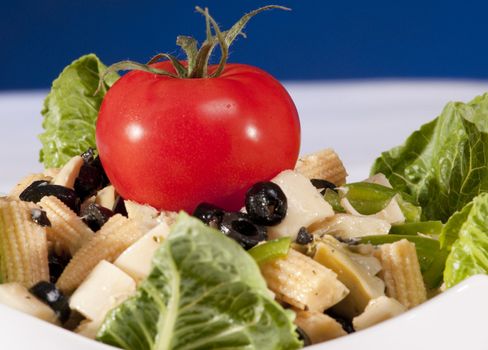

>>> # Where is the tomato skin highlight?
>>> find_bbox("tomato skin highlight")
[96,61,300,213]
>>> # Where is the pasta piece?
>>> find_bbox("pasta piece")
[295,148,347,185]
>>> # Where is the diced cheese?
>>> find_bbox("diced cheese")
[311,213,391,239]
[96,185,116,209]
[114,222,169,281]
[69,260,136,321]
[269,170,334,240]
[352,296,406,331]
[0,283,57,324]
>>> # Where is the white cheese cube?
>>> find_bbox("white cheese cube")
[96,185,116,210]
[0,283,57,324]
[114,222,169,281]
[69,260,136,321]
[269,170,334,240]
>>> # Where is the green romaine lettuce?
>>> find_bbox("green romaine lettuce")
[443,193,488,288]
[39,54,118,168]
[371,93,488,222]
[97,213,301,350]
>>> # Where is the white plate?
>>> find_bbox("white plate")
[1,80,488,349]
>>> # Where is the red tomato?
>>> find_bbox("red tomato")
[96,61,300,213]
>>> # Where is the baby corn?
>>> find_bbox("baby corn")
[56,215,143,294]
[0,200,49,287]
[375,239,427,309]
[294,148,347,185]
[39,196,93,255]
[260,249,349,312]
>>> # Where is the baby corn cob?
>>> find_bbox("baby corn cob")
[294,148,347,185]
[39,196,93,255]
[0,200,49,287]
[260,249,349,312]
[52,155,84,189]
[56,215,143,294]
[294,310,346,344]
[9,173,52,198]
[375,239,427,309]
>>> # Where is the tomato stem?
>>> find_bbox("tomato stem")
[96,4,290,90]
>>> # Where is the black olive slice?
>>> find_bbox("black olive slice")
[19,181,80,213]
[29,281,71,323]
[80,203,115,232]
[193,203,225,228]
[220,212,267,250]
[245,182,287,226]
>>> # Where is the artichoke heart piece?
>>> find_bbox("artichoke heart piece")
[314,236,385,319]
[311,213,390,240]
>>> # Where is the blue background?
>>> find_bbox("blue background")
[2,0,488,90]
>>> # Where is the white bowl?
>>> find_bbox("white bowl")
[1,80,488,349]
[2,274,487,349]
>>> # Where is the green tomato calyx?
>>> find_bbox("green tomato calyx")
[96,5,290,93]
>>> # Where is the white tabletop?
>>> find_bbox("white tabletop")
[1,79,487,193]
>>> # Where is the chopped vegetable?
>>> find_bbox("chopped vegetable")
[342,182,421,222]
[323,188,345,213]
[390,221,443,236]
[248,237,291,264]
[342,182,397,215]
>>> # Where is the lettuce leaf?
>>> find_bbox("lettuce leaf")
[371,93,488,222]
[97,213,301,350]
[443,193,488,288]
[39,54,118,168]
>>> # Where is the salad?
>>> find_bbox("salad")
[2,4,488,350]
